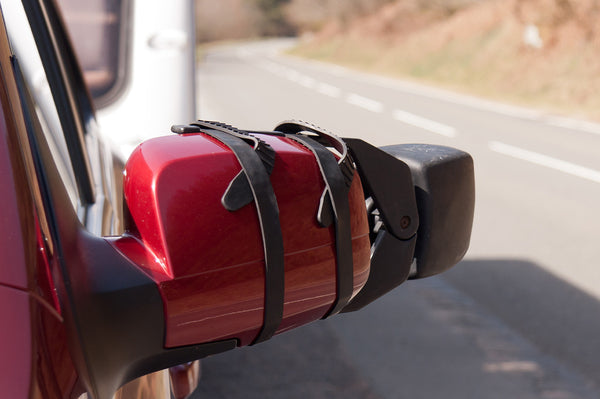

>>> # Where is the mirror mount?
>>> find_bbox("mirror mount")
[341,139,475,311]
[382,144,475,279]
[69,232,237,399]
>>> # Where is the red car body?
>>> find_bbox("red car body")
[0,1,177,397]
[0,33,79,399]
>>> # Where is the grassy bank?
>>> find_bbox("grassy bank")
[289,0,600,121]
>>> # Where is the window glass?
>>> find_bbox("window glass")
[55,0,127,105]
[2,1,80,211]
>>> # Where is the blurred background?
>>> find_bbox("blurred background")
[59,0,600,397]
[197,0,600,120]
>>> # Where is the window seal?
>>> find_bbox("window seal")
[21,0,96,204]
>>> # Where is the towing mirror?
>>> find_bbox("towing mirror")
[342,140,474,311]
[48,121,473,398]
[381,143,475,278]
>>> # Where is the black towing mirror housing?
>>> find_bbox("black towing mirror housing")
[383,144,475,278]
[342,139,474,312]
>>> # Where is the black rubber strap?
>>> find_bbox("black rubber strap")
[190,121,276,211]
[191,121,276,172]
[284,134,354,317]
[198,128,284,345]
[275,120,355,188]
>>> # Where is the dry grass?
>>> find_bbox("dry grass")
[290,0,600,120]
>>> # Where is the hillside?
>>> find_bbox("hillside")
[289,0,600,120]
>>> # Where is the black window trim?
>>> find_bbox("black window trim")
[21,0,97,204]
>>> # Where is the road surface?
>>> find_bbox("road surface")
[190,39,600,398]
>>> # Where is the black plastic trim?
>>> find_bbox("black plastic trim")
[381,144,475,279]
[343,138,419,240]
[342,231,416,312]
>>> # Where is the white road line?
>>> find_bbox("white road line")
[346,93,384,113]
[236,49,252,58]
[257,60,340,98]
[278,50,600,137]
[257,60,284,75]
[297,75,317,89]
[544,116,600,136]
[489,141,600,184]
[393,109,457,137]
[284,69,302,83]
[316,82,341,98]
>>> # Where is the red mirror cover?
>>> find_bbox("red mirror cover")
[117,132,371,347]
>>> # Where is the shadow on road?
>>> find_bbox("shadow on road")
[191,258,600,398]
[443,258,600,387]
[191,320,382,399]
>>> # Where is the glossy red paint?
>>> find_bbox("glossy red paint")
[0,286,31,399]
[1,17,90,395]
[0,95,61,312]
[0,83,29,290]
[0,78,79,399]
[0,285,78,399]
[118,132,371,348]
[29,290,81,399]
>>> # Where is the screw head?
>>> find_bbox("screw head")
[400,216,411,229]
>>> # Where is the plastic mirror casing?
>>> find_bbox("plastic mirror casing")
[339,141,474,312]
[115,132,371,348]
[381,144,475,279]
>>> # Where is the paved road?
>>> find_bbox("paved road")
[191,39,600,398]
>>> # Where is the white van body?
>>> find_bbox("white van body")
[99,0,196,159]
[59,0,197,160]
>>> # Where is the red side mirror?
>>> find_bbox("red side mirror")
[47,121,472,398]
[114,127,371,348]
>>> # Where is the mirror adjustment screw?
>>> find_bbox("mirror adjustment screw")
[400,216,411,229]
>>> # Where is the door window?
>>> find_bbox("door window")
[56,0,130,107]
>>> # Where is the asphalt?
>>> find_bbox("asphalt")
[189,39,600,398]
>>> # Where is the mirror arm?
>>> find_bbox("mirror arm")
[340,139,419,311]
[341,140,474,311]
[68,232,237,399]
